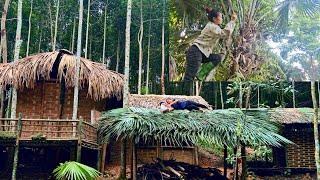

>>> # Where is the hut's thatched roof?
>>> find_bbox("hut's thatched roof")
[268,108,313,124]
[0,50,123,100]
[128,94,211,109]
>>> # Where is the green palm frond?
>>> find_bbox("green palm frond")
[98,108,292,149]
[274,0,320,34]
[52,161,100,180]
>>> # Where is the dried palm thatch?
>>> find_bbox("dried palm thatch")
[268,108,313,124]
[128,94,211,109]
[0,50,124,101]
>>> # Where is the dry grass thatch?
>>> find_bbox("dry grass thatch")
[269,108,313,124]
[128,94,211,109]
[0,50,124,100]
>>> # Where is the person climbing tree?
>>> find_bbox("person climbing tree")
[183,8,237,81]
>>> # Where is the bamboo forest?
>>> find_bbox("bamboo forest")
[0,0,320,179]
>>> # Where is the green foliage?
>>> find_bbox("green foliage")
[52,161,100,180]
[0,131,16,139]
[98,107,292,148]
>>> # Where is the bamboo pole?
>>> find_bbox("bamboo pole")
[223,145,228,178]
[11,113,22,180]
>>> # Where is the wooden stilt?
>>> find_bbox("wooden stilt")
[194,146,199,165]
[132,139,137,180]
[241,144,247,180]
[100,144,107,174]
[97,146,101,171]
[12,113,22,180]
[76,118,83,162]
[224,145,228,178]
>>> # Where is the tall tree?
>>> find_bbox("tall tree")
[72,0,84,120]
[53,0,60,51]
[11,0,23,179]
[10,0,23,119]
[116,31,120,72]
[0,0,10,63]
[84,0,90,59]
[137,0,144,94]
[26,0,33,56]
[161,0,166,95]
[146,1,152,95]
[102,4,107,64]
[121,0,132,178]
[311,81,320,179]
[71,18,76,53]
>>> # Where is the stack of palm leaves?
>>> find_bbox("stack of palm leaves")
[98,108,292,148]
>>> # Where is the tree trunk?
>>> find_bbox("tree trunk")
[137,0,144,95]
[72,0,84,120]
[146,4,152,95]
[102,4,107,64]
[10,0,23,119]
[53,0,59,51]
[38,26,42,53]
[292,81,296,108]
[0,0,10,63]
[241,144,247,180]
[48,2,54,50]
[311,81,320,179]
[220,82,224,109]
[12,115,22,180]
[160,0,166,95]
[116,31,120,72]
[71,18,76,53]
[84,0,90,59]
[26,0,33,56]
[257,85,260,108]
[121,0,132,177]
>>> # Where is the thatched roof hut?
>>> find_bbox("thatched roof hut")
[128,94,211,109]
[0,50,124,100]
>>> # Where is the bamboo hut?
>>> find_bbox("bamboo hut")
[0,50,123,178]
[105,94,210,167]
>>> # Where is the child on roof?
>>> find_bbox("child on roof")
[160,98,208,113]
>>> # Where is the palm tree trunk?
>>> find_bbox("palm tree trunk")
[160,0,166,95]
[10,0,23,119]
[102,4,107,64]
[0,0,10,63]
[72,0,84,121]
[146,4,152,95]
[53,0,59,51]
[84,0,90,59]
[137,0,144,95]
[311,81,320,179]
[26,0,33,56]
[121,0,132,177]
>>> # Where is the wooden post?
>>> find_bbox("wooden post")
[223,145,228,178]
[97,146,101,171]
[12,113,22,180]
[194,146,199,165]
[76,118,83,162]
[241,144,247,180]
[195,81,199,96]
[120,139,127,179]
[100,144,107,174]
[132,139,137,180]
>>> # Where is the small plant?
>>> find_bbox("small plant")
[0,131,16,139]
[31,133,46,141]
[53,161,100,180]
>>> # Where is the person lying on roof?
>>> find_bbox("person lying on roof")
[159,98,208,113]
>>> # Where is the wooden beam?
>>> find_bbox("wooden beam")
[100,144,107,174]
